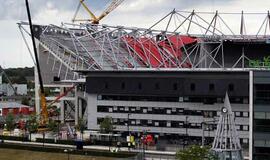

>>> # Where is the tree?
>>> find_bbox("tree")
[5,113,15,131]
[47,118,58,134]
[21,96,30,106]
[99,116,114,133]
[26,114,38,141]
[75,117,86,139]
[176,145,218,160]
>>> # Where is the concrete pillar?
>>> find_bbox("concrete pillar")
[75,88,79,125]
[79,98,83,118]
[249,71,253,160]
[87,93,97,130]
[34,64,40,115]
[60,87,65,123]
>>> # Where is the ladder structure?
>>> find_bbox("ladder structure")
[211,93,243,160]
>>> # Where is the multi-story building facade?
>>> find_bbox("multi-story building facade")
[82,70,250,152]
[252,71,270,159]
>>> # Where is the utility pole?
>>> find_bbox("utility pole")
[185,116,189,147]
[127,113,131,151]
[202,121,205,146]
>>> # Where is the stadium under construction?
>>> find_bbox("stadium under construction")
[19,10,270,159]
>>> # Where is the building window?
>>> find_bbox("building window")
[235,112,241,117]
[130,107,136,112]
[229,83,234,91]
[131,120,136,125]
[143,108,147,113]
[121,82,125,90]
[173,83,178,90]
[254,112,265,119]
[97,95,102,100]
[243,125,248,131]
[179,97,184,102]
[243,139,248,144]
[167,122,171,127]
[266,112,270,119]
[155,83,160,90]
[243,112,249,117]
[124,107,129,111]
[209,83,215,91]
[109,108,113,113]
[190,83,195,91]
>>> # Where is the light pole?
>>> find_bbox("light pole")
[201,118,218,146]
[58,110,60,140]
[201,121,205,146]
[185,116,189,147]
[127,113,131,151]
[64,149,73,160]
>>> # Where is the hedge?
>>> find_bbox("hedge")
[0,135,29,142]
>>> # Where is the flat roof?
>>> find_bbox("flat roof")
[0,102,30,109]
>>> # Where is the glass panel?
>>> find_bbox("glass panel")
[266,112,270,119]
[235,112,241,117]
[266,140,270,147]
[243,112,249,117]
[254,140,265,147]
[109,108,113,112]
[254,112,266,119]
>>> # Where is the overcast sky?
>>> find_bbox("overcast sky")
[0,0,270,68]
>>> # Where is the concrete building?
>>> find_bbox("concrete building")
[83,70,250,149]
[0,84,27,96]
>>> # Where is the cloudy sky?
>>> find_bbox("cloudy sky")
[0,0,270,68]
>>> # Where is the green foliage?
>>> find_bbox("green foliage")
[176,145,218,160]
[3,67,34,84]
[21,96,30,106]
[99,116,114,133]
[76,117,86,134]
[0,135,29,141]
[27,114,38,133]
[47,118,58,134]
[5,113,15,131]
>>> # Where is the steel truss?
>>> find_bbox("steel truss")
[18,10,270,124]
[19,10,270,75]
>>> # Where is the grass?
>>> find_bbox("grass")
[0,148,115,160]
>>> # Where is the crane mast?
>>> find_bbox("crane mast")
[25,0,48,131]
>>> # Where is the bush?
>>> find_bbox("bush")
[176,145,218,160]
[35,138,91,146]
[35,138,55,144]
[0,135,29,141]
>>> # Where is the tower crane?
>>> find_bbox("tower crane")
[72,0,124,24]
